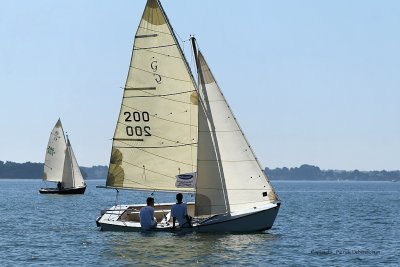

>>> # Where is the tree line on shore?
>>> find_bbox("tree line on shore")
[264,164,400,181]
[1,161,399,181]
[0,161,107,179]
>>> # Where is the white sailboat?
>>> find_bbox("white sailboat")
[39,119,86,194]
[96,0,280,232]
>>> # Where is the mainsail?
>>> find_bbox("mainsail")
[106,0,198,192]
[195,50,278,216]
[43,119,67,182]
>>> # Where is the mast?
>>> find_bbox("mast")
[190,36,199,70]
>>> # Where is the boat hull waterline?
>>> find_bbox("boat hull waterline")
[39,186,86,195]
[96,202,280,233]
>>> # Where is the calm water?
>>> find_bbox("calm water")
[0,180,399,266]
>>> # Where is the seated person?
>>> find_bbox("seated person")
[139,197,157,230]
[171,193,192,229]
[57,181,63,190]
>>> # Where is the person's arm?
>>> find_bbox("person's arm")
[171,205,176,229]
[184,204,192,227]
[151,208,157,227]
[185,215,192,227]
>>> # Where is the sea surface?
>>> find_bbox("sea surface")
[0,180,398,266]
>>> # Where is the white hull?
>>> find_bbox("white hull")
[96,202,280,233]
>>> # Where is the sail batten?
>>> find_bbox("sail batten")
[124,87,157,91]
[135,34,158,38]
[133,43,177,50]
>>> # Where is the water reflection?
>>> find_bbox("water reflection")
[104,232,279,265]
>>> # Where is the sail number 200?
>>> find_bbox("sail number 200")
[124,111,151,137]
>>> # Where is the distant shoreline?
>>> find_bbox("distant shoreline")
[0,177,400,184]
[1,161,399,181]
[264,165,400,182]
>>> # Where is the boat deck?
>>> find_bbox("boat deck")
[99,202,196,229]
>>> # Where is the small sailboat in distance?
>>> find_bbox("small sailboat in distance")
[39,119,86,194]
[96,0,280,232]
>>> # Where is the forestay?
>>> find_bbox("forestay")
[195,51,278,216]
[106,0,198,192]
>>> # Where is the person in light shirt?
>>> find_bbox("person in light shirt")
[139,197,157,230]
[171,193,192,229]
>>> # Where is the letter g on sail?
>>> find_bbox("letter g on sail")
[150,58,161,84]
[151,59,158,72]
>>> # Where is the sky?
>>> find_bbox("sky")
[1,0,399,171]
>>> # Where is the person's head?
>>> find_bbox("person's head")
[176,193,183,203]
[146,197,154,206]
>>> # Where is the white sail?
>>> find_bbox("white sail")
[62,142,74,188]
[61,138,85,189]
[106,0,198,192]
[43,119,67,182]
[195,97,229,216]
[69,139,85,188]
[195,51,278,216]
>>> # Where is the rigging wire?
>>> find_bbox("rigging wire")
[173,29,190,56]
[114,189,123,219]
